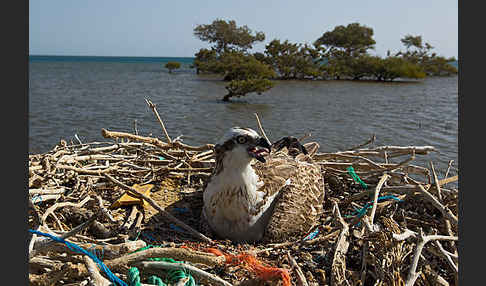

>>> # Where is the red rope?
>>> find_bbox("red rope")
[205,248,291,286]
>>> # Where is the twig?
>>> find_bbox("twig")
[101,128,213,151]
[433,240,458,273]
[133,119,139,135]
[330,201,350,286]
[104,174,213,243]
[31,212,98,259]
[287,251,309,286]
[347,133,376,151]
[121,205,139,232]
[83,256,111,286]
[444,160,454,179]
[105,247,225,273]
[369,173,390,226]
[417,184,458,226]
[41,196,92,225]
[405,228,458,286]
[145,98,172,143]
[429,161,442,201]
[254,113,270,143]
[134,260,233,286]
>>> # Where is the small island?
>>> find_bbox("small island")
[192,19,457,101]
[165,61,181,73]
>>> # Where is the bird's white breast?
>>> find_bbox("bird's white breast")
[203,160,276,242]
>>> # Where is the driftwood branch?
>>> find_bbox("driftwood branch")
[145,98,172,144]
[287,251,309,286]
[105,246,225,273]
[369,173,390,226]
[83,256,111,286]
[330,201,350,285]
[405,229,458,286]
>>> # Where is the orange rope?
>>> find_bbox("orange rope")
[205,248,291,286]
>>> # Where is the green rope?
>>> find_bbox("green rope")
[347,166,368,189]
[128,267,141,286]
[147,275,165,286]
[127,245,196,286]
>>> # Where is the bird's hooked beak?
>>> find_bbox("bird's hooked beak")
[247,137,271,163]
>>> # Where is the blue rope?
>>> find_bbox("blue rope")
[303,227,320,241]
[344,195,403,218]
[28,229,127,286]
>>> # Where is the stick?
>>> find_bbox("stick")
[287,251,309,286]
[405,228,458,286]
[444,160,454,179]
[145,98,172,143]
[330,201,350,286]
[369,173,390,226]
[347,134,376,151]
[41,196,92,225]
[104,174,213,243]
[33,240,147,260]
[417,184,458,226]
[105,247,225,272]
[433,240,458,273]
[429,161,442,201]
[254,113,270,143]
[102,128,213,151]
[134,260,233,286]
[83,256,111,286]
[31,212,97,259]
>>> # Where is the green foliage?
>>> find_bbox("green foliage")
[193,19,265,53]
[193,50,276,101]
[314,23,376,56]
[421,56,458,76]
[397,34,458,76]
[345,55,380,80]
[264,39,321,79]
[192,20,455,99]
[223,78,274,101]
[165,61,181,73]
[220,52,276,81]
[400,34,424,50]
[372,56,426,81]
[193,48,218,74]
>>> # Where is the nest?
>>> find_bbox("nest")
[28,100,458,286]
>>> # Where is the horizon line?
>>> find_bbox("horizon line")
[29,54,196,58]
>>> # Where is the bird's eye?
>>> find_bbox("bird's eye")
[236,136,247,144]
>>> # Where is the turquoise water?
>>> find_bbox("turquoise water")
[29,55,195,64]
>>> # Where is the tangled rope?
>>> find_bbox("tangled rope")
[345,195,403,218]
[205,248,291,286]
[128,245,196,286]
[347,166,368,189]
[28,229,127,286]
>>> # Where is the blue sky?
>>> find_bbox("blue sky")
[29,0,458,58]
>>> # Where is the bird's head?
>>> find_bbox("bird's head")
[214,127,272,164]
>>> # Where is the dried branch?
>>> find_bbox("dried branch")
[405,229,458,286]
[369,173,390,226]
[287,251,309,286]
[145,98,172,144]
[330,201,350,285]
[105,247,225,273]
[254,113,271,143]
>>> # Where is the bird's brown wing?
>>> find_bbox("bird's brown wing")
[251,151,299,210]
[259,154,325,242]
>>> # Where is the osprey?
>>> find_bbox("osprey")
[202,127,325,243]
